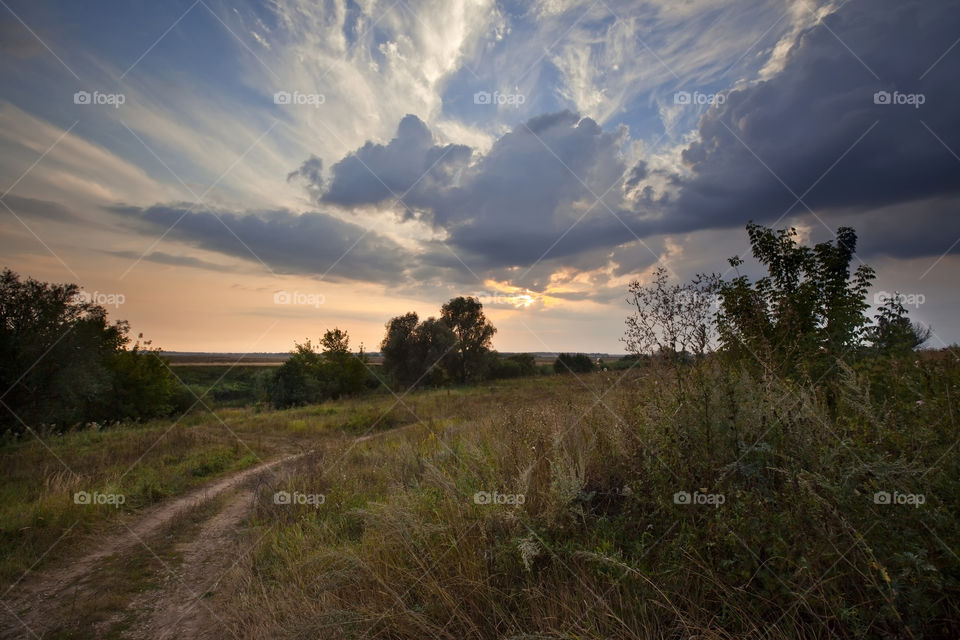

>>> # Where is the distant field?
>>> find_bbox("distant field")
[164,353,292,366]
[163,352,623,366]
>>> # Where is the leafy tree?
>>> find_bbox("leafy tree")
[102,335,178,420]
[381,312,421,386]
[487,353,538,379]
[869,293,931,356]
[319,328,368,398]
[716,223,875,379]
[440,296,497,383]
[271,330,369,407]
[507,353,538,376]
[271,340,325,408]
[488,355,523,379]
[410,318,457,386]
[381,312,460,387]
[0,269,179,431]
[553,353,595,374]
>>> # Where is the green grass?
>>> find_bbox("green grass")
[0,389,431,588]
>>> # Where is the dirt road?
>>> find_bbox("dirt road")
[0,422,421,639]
[0,452,308,639]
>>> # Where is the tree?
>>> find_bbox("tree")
[716,223,875,380]
[868,293,931,356]
[410,317,457,386]
[271,330,369,407]
[271,340,324,408]
[487,352,537,379]
[553,353,595,374]
[506,353,537,377]
[624,267,719,358]
[381,312,421,386]
[319,328,368,397]
[0,269,177,431]
[102,335,178,420]
[440,296,497,383]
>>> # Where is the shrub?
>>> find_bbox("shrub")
[270,330,370,408]
[553,352,595,374]
[487,353,538,380]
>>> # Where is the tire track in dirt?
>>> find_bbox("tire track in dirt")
[1,422,426,639]
[123,489,256,640]
[0,452,307,639]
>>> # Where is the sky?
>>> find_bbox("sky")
[0,0,958,354]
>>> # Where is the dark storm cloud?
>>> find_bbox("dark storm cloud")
[299,109,637,277]
[649,0,960,254]
[125,0,958,295]
[319,114,472,211]
[432,111,632,269]
[113,204,412,284]
[307,0,960,279]
[836,197,960,261]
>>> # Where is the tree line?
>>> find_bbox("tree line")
[0,222,932,432]
[271,296,548,408]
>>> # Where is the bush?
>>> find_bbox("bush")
[101,339,178,420]
[608,354,646,371]
[487,353,538,380]
[553,353,595,374]
[270,330,370,408]
[716,223,874,380]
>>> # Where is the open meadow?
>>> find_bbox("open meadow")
[3,351,959,638]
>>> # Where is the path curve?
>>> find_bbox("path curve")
[1,452,309,639]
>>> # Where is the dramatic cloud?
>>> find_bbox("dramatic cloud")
[317,114,472,211]
[114,205,413,284]
[107,0,960,302]
[2,0,959,350]
[644,0,960,254]
[302,110,638,281]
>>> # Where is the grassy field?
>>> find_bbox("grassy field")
[0,389,421,587]
[3,355,959,638]
[215,356,958,638]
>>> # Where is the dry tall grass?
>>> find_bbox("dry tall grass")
[215,357,959,639]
